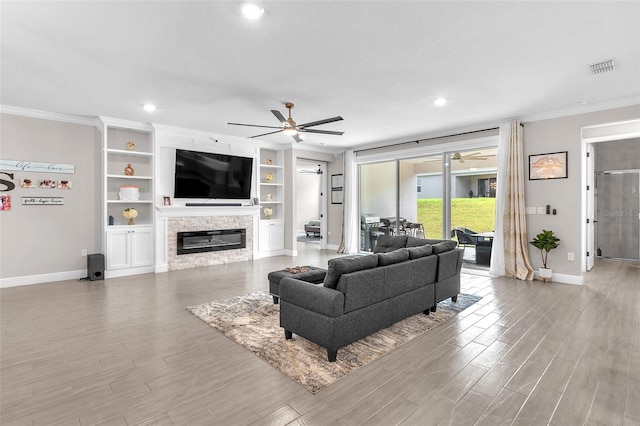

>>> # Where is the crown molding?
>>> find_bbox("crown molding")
[99,116,152,132]
[0,105,99,127]
[516,96,640,123]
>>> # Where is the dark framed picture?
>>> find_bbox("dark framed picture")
[331,189,343,204]
[529,151,568,180]
[331,174,343,189]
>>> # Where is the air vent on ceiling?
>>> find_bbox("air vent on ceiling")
[588,58,615,74]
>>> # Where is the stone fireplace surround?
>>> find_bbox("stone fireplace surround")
[167,215,253,270]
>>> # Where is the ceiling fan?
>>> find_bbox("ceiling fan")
[450,152,492,163]
[299,164,323,175]
[228,102,344,143]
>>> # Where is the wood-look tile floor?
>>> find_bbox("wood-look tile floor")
[1,243,639,425]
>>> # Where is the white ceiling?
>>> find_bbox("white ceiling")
[2,1,639,151]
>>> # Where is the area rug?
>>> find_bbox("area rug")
[187,291,481,393]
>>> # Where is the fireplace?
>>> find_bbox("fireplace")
[177,229,246,255]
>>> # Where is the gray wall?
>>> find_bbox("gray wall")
[523,105,640,276]
[0,114,101,279]
[594,138,640,170]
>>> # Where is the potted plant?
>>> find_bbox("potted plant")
[529,229,560,280]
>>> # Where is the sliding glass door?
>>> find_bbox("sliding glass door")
[360,161,397,251]
[358,146,498,268]
[401,155,444,239]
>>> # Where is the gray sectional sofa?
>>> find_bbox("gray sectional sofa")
[279,235,464,361]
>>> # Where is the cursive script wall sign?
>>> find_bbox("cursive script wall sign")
[22,197,64,205]
[0,160,75,174]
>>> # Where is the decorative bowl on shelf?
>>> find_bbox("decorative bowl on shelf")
[119,185,140,201]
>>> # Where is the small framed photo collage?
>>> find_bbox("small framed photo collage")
[20,178,73,189]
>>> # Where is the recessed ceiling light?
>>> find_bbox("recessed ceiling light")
[434,98,447,107]
[240,2,264,20]
[143,103,156,112]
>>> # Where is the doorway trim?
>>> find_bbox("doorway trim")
[581,118,640,272]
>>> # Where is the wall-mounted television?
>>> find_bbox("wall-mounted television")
[174,149,253,200]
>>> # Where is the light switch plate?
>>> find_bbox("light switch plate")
[537,207,547,214]
[525,207,536,215]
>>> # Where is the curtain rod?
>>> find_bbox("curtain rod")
[355,126,501,154]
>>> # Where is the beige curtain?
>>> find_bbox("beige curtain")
[503,121,534,280]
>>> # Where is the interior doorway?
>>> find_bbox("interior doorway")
[296,160,327,250]
[582,119,640,271]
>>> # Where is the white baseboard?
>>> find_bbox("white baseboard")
[533,271,584,285]
[325,244,340,251]
[105,266,155,279]
[0,269,87,288]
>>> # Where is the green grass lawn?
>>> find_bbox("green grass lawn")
[417,198,496,239]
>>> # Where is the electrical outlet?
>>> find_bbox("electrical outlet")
[567,252,574,261]
[81,249,87,256]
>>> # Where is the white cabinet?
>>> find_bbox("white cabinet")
[100,117,155,277]
[106,227,154,273]
[259,221,285,253]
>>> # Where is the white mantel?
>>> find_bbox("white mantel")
[156,205,260,218]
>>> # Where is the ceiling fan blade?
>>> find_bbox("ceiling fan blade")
[298,116,343,128]
[271,110,288,125]
[249,129,284,138]
[298,128,344,136]
[292,133,304,143]
[228,122,283,129]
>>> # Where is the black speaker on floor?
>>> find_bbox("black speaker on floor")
[87,254,105,281]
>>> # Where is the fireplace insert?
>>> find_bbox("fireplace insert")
[177,229,246,255]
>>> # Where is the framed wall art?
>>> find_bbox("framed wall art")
[529,151,568,180]
[331,174,343,204]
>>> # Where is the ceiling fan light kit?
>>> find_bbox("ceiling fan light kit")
[228,102,344,143]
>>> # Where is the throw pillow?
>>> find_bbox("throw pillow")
[377,248,409,266]
[373,235,408,253]
[407,244,433,259]
[323,254,379,289]
[432,240,458,254]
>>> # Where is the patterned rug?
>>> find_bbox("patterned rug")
[187,291,481,393]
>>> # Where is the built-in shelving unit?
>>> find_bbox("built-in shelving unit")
[258,148,285,254]
[100,117,155,277]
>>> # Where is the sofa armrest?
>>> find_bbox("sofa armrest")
[280,277,344,317]
[436,248,464,280]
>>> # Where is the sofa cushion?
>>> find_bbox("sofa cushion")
[323,254,378,289]
[407,244,433,259]
[433,240,458,254]
[377,248,409,266]
[373,235,408,253]
[406,236,451,247]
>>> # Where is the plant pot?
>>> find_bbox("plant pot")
[539,267,552,279]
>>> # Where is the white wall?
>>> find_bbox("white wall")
[0,113,101,282]
[524,105,640,278]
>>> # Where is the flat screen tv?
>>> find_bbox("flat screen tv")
[174,149,253,199]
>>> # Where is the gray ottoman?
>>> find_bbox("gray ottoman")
[268,266,327,304]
